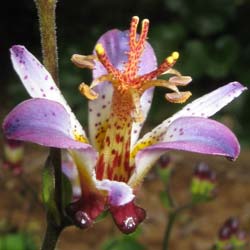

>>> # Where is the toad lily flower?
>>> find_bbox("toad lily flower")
[3,16,246,234]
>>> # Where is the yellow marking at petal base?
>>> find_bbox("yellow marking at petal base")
[95,43,105,56]
[79,83,99,100]
[73,131,88,143]
[172,51,179,60]
[69,150,97,191]
[165,91,192,103]
[130,138,155,160]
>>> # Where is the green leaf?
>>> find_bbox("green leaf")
[0,233,36,250]
[102,237,145,250]
[42,156,60,224]
[61,173,73,209]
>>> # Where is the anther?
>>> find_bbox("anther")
[166,56,174,65]
[172,51,179,60]
[95,43,105,56]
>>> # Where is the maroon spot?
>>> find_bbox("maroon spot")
[43,94,46,97]
[40,88,44,92]
[50,86,54,90]
[102,105,106,109]
[97,113,101,117]
[187,107,191,111]
[89,108,92,112]
[110,200,146,234]
[24,75,28,80]
[52,112,56,116]
[169,134,173,138]
[102,94,106,99]
[45,75,49,80]
[133,130,138,134]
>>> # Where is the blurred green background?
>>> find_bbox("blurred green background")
[1,0,249,144]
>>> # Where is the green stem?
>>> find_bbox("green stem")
[40,219,63,250]
[162,204,192,250]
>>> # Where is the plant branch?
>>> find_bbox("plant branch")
[162,203,193,250]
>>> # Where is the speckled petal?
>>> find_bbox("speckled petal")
[129,117,240,188]
[133,82,246,155]
[3,98,91,150]
[96,179,135,206]
[10,45,86,139]
[89,30,157,150]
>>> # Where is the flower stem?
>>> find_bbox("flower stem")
[162,204,192,250]
[34,0,59,84]
[40,219,63,250]
[34,1,63,249]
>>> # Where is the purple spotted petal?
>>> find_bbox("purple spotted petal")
[3,98,91,151]
[89,30,157,149]
[135,82,246,151]
[174,82,247,119]
[97,179,135,206]
[129,117,240,187]
[10,45,86,138]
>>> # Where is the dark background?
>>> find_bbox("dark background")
[1,0,249,144]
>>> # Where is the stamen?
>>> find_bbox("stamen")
[134,51,180,83]
[71,54,96,69]
[95,43,120,78]
[165,91,192,103]
[79,83,99,100]
[169,76,192,86]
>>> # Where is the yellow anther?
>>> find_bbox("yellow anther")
[95,43,105,56]
[166,56,174,64]
[142,18,149,24]
[172,51,179,60]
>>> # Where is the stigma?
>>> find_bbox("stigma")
[73,16,192,110]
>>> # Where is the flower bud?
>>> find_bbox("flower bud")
[190,162,216,203]
[3,139,24,175]
[215,217,247,250]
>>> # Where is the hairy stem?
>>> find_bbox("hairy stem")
[34,0,59,84]
[34,1,63,249]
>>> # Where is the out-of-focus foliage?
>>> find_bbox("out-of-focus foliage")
[1,0,249,143]
[0,233,36,250]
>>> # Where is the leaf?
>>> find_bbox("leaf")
[102,237,145,250]
[61,173,73,209]
[42,156,60,225]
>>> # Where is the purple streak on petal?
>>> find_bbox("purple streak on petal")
[97,179,135,206]
[89,30,157,149]
[3,98,91,151]
[129,117,240,188]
